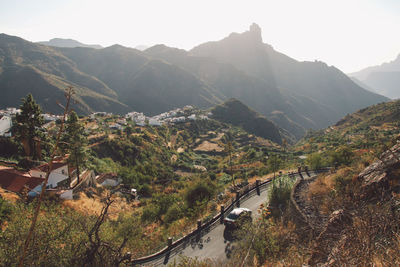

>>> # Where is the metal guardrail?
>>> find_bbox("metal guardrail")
[131,168,330,266]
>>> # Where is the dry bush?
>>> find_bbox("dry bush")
[63,190,135,220]
[307,174,334,214]
[329,199,400,266]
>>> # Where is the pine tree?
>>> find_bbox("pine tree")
[15,94,44,160]
[62,111,87,185]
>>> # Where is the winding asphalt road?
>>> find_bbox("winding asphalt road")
[139,171,320,266]
[145,183,272,266]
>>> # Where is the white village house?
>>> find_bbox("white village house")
[0,115,12,137]
[96,173,121,187]
[30,161,70,189]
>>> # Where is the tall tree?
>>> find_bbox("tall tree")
[15,94,44,160]
[62,111,87,185]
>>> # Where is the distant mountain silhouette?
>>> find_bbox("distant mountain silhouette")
[38,38,103,49]
[350,54,400,99]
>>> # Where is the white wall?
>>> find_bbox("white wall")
[0,116,12,136]
[101,178,121,187]
[60,190,73,199]
[31,165,69,188]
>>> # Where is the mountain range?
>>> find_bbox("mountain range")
[0,24,388,140]
[350,54,400,99]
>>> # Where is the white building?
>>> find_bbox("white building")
[96,173,121,187]
[42,114,61,122]
[0,107,20,117]
[149,118,162,126]
[30,161,70,189]
[109,123,123,130]
[172,116,185,123]
[0,115,12,137]
[116,118,127,125]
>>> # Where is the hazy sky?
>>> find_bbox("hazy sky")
[0,0,399,73]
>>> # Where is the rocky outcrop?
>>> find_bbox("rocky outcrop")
[358,142,400,198]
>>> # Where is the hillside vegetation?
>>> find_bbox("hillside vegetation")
[211,98,283,144]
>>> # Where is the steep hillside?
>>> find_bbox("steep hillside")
[0,34,222,115]
[211,98,282,144]
[59,45,223,115]
[0,34,128,114]
[146,44,305,139]
[350,54,400,99]
[297,99,400,154]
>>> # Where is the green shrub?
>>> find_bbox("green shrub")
[209,172,216,181]
[306,152,323,170]
[0,198,12,224]
[141,204,158,223]
[184,179,216,208]
[268,175,295,215]
[164,203,183,224]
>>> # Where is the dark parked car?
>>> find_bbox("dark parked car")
[224,208,252,228]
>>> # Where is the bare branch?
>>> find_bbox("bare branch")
[18,87,75,267]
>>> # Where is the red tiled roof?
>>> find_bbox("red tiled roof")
[0,166,44,193]
[33,161,67,173]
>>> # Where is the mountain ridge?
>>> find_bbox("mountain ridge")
[349,53,400,99]
[211,98,283,145]
[38,38,103,49]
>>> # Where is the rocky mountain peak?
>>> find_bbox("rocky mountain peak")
[248,23,262,43]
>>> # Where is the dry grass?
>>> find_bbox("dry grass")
[0,188,20,203]
[308,173,334,198]
[62,189,135,220]
[194,141,224,152]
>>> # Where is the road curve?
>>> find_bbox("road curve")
[144,182,271,266]
[138,171,319,266]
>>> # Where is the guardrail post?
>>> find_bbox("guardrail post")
[305,165,310,177]
[256,180,260,195]
[197,220,202,232]
[220,205,225,224]
[167,237,173,248]
[298,166,303,180]
[236,191,240,207]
